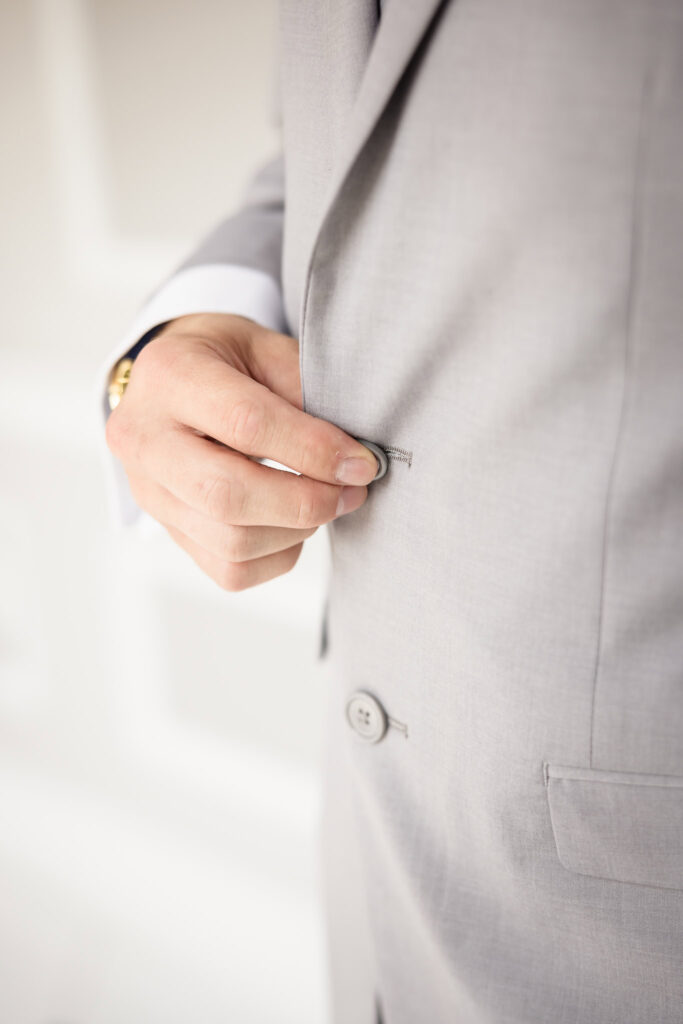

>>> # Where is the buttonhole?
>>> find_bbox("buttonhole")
[388,715,409,739]
[385,446,413,468]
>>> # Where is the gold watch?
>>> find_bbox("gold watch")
[107,357,135,411]
[106,323,168,411]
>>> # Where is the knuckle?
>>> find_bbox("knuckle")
[222,524,250,562]
[294,483,325,529]
[105,407,153,468]
[199,474,246,522]
[225,398,265,451]
[297,424,333,479]
[134,335,179,381]
[217,560,249,592]
[198,475,228,519]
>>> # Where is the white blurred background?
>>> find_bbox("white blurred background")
[0,2,332,1021]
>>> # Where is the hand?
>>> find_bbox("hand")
[105,313,378,590]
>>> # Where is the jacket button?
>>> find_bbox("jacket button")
[354,439,389,481]
[345,691,388,743]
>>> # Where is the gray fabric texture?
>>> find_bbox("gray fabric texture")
[155,1,683,1020]
[178,154,285,285]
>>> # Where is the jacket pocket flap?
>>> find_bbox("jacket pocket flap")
[544,763,683,890]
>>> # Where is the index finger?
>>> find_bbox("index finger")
[169,350,380,486]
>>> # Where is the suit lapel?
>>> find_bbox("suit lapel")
[339,0,446,191]
[305,0,447,275]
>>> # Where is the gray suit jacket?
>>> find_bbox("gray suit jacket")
[163,1,683,1020]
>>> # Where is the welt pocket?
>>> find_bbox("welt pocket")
[543,762,683,891]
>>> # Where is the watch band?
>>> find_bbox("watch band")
[106,322,168,412]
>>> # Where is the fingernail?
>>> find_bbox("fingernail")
[336,485,366,516]
[335,455,378,485]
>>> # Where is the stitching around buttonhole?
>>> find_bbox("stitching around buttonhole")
[385,446,413,467]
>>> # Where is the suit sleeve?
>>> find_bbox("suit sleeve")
[98,153,287,526]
